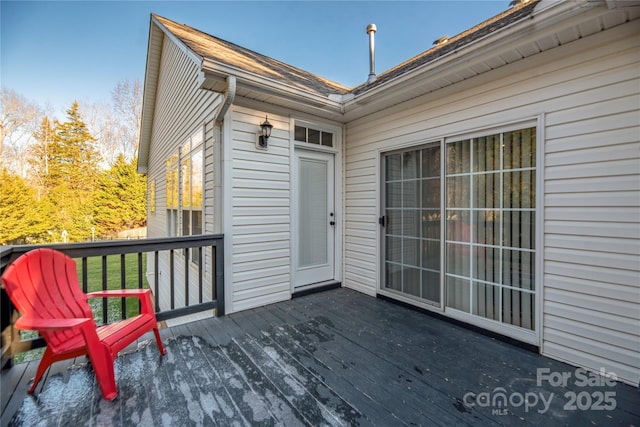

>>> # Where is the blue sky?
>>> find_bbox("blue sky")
[2,1,508,117]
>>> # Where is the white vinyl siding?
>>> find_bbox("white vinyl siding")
[227,107,292,312]
[144,35,222,313]
[344,21,639,384]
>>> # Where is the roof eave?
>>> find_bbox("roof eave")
[342,0,591,121]
[137,17,164,174]
[200,58,345,118]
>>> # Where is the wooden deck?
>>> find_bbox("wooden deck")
[2,288,639,426]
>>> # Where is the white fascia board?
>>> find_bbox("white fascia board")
[151,15,203,66]
[201,58,344,115]
[138,19,165,174]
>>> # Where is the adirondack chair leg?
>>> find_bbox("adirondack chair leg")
[28,347,55,394]
[89,344,117,401]
[153,327,167,355]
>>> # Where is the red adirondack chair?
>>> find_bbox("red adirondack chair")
[1,248,166,401]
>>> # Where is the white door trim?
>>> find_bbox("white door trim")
[292,149,336,288]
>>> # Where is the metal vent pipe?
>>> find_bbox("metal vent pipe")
[366,24,377,84]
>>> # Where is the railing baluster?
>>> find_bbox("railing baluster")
[198,248,203,304]
[170,249,175,310]
[185,248,189,307]
[101,256,108,324]
[137,252,143,289]
[154,251,159,313]
[82,257,88,294]
[138,252,143,313]
[120,253,126,320]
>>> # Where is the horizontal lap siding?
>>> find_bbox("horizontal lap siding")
[229,107,291,312]
[145,37,222,310]
[543,38,640,385]
[345,21,639,384]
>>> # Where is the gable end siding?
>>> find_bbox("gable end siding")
[145,35,223,313]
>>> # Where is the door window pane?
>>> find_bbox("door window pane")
[385,153,402,181]
[403,150,419,179]
[446,139,470,174]
[308,128,320,145]
[473,134,500,172]
[422,210,440,240]
[446,176,470,208]
[504,128,536,169]
[447,276,470,312]
[473,282,500,320]
[386,209,402,236]
[504,170,535,209]
[474,210,500,245]
[473,173,500,209]
[299,159,328,267]
[383,144,441,305]
[422,146,441,177]
[445,127,536,330]
[422,178,440,208]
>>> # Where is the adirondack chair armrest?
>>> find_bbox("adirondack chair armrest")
[14,316,92,331]
[86,289,152,299]
[86,289,155,315]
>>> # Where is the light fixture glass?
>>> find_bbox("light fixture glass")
[258,116,273,148]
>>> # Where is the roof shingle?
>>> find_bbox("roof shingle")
[154,1,540,98]
[154,15,351,96]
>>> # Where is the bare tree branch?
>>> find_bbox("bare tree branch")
[1,87,42,173]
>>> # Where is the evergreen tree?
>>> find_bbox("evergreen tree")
[29,115,54,195]
[26,102,101,242]
[41,183,94,242]
[93,155,147,236]
[48,101,101,192]
[0,169,49,244]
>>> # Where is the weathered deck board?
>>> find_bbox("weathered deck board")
[2,288,639,426]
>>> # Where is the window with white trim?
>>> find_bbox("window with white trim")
[165,127,204,263]
[166,153,178,236]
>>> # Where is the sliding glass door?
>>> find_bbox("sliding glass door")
[383,143,441,305]
[381,126,537,336]
[445,128,536,330]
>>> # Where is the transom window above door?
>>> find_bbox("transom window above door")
[295,124,333,147]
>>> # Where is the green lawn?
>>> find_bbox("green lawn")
[79,253,150,324]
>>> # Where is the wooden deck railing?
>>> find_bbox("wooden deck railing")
[0,234,224,369]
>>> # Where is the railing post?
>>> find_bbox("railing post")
[1,287,14,369]
[215,242,225,316]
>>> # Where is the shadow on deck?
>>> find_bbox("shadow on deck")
[2,288,639,426]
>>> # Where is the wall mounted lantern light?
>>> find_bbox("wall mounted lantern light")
[258,116,273,149]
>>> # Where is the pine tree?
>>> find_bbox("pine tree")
[30,115,54,195]
[48,102,101,192]
[93,155,147,236]
[0,169,49,244]
[27,102,102,242]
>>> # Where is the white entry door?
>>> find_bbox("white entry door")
[293,150,335,287]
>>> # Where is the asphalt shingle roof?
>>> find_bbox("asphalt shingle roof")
[154,15,351,97]
[351,0,540,94]
[154,0,540,98]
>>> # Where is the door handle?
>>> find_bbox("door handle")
[330,221,335,226]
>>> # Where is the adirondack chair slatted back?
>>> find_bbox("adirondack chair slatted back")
[2,248,94,351]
